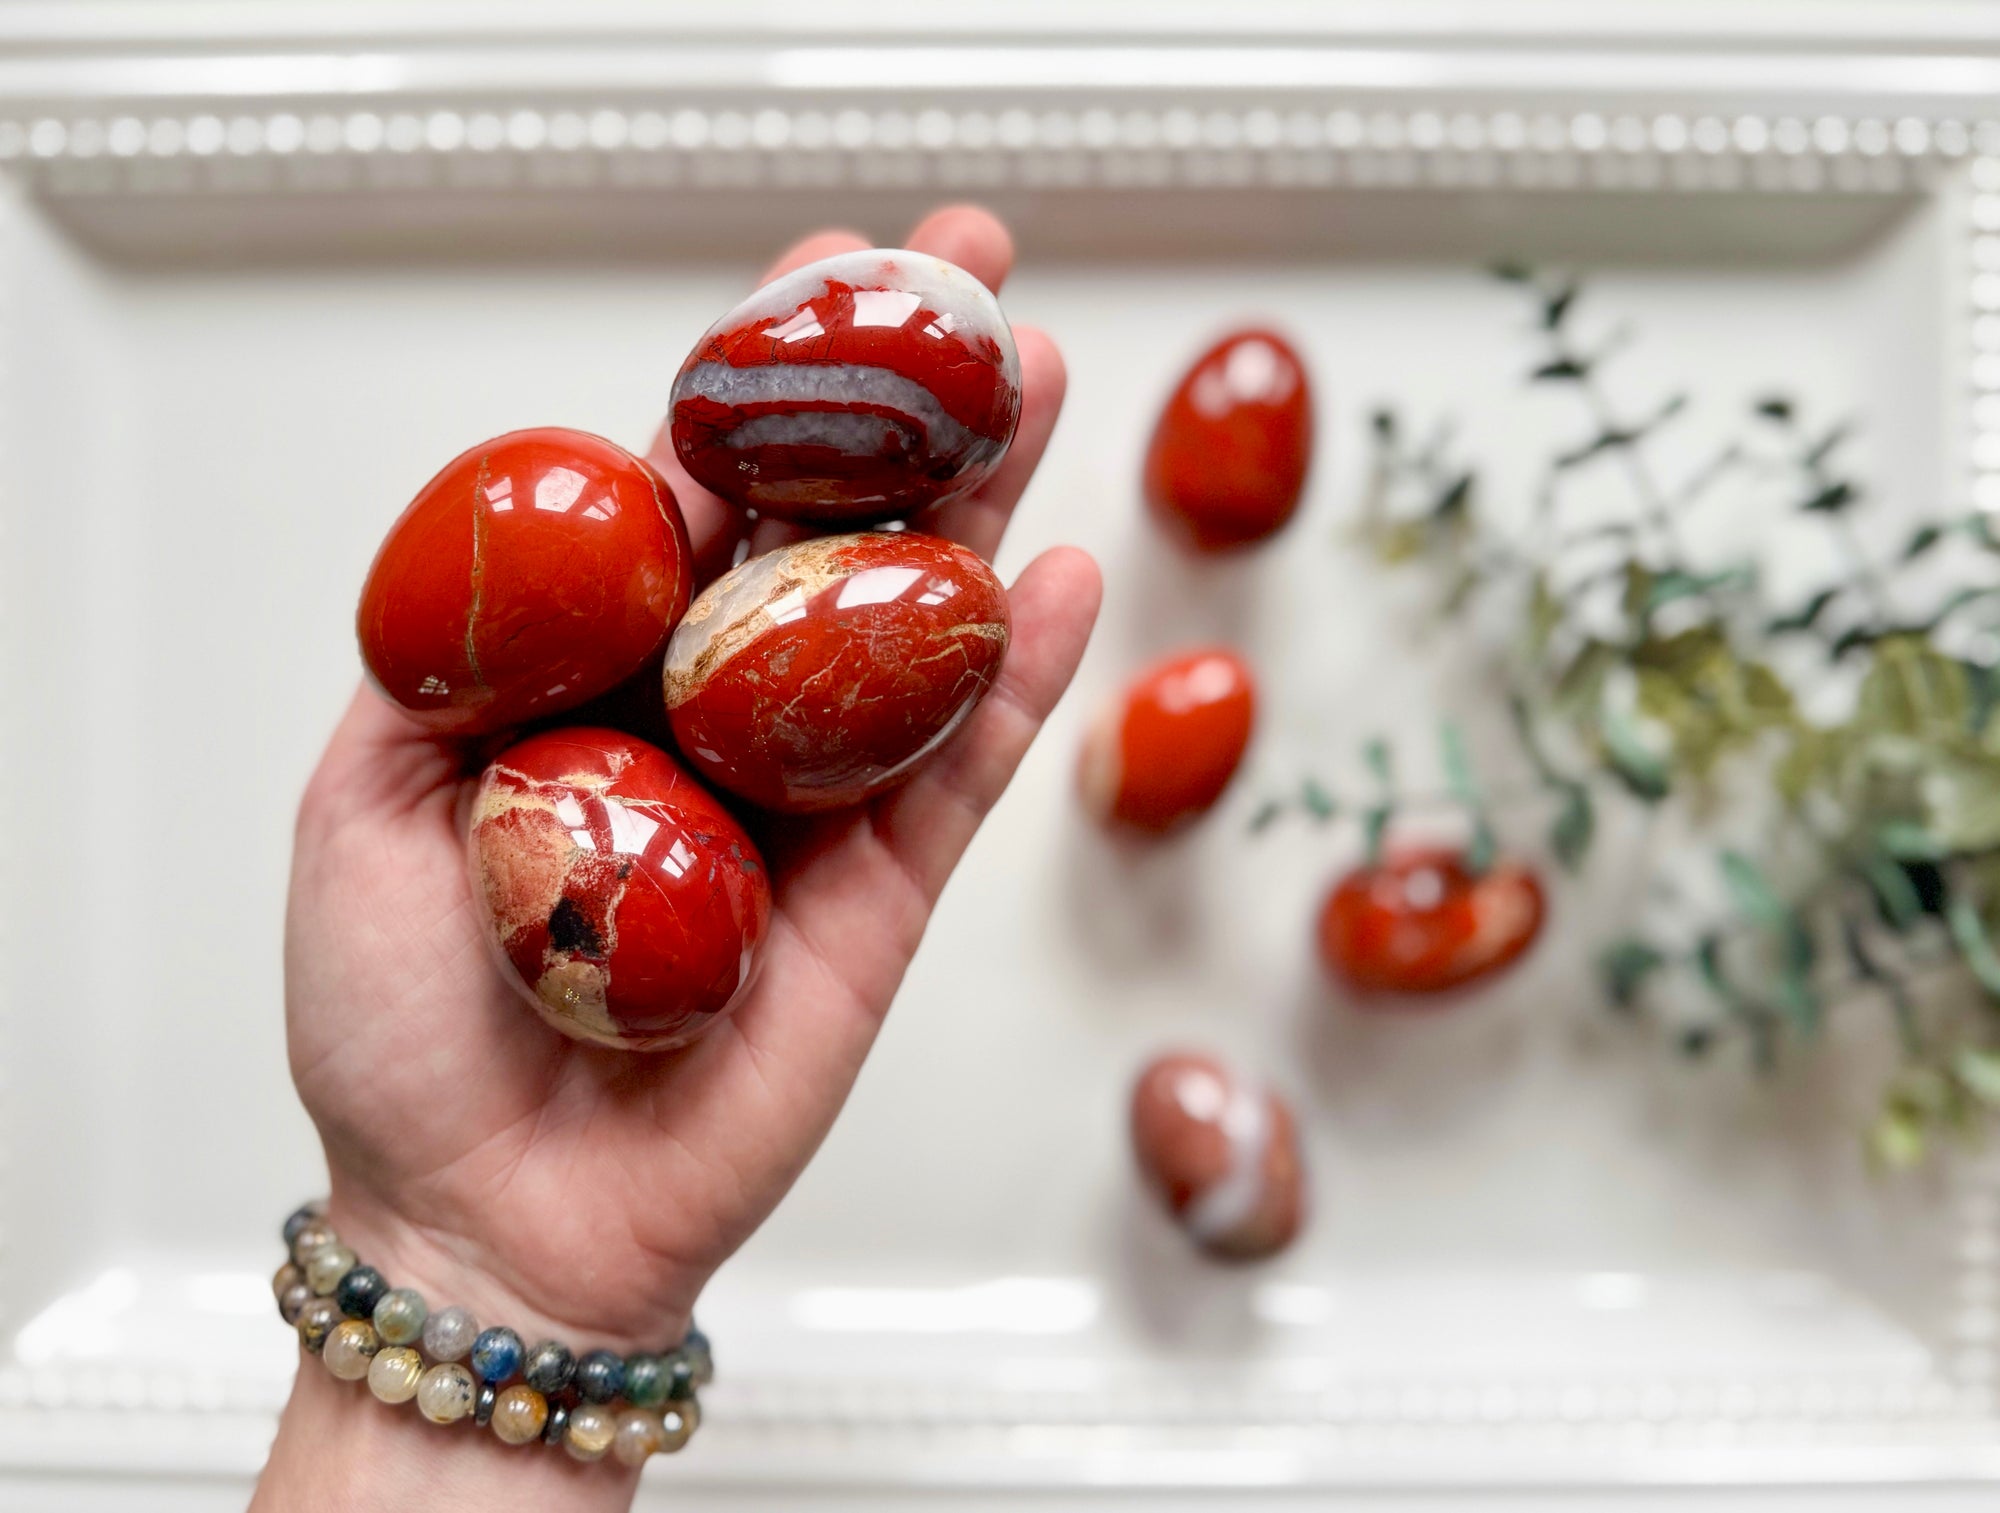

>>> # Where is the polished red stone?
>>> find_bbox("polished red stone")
[670,249,1022,525]
[469,727,771,1052]
[663,531,1009,813]
[1130,1051,1304,1261]
[358,428,693,737]
[1079,647,1256,833]
[1318,848,1545,997]
[1145,329,1313,552]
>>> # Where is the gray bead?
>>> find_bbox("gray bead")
[422,1305,480,1362]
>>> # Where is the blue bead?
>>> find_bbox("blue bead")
[575,1349,625,1404]
[471,1326,524,1384]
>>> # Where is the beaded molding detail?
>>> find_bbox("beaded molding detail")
[0,108,1988,200]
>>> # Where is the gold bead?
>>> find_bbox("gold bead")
[565,1401,617,1461]
[416,1363,476,1425]
[322,1319,381,1381]
[296,1295,343,1354]
[612,1407,665,1466]
[304,1244,357,1296]
[271,1262,303,1301]
[288,1219,337,1268]
[490,1384,548,1445]
[367,1346,424,1405]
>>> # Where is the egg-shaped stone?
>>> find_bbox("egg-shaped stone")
[1079,647,1256,834]
[359,428,693,736]
[663,531,1010,813]
[1145,329,1313,552]
[670,249,1022,525]
[1318,847,1545,997]
[469,727,771,1052]
[1130,1051,1304,1261]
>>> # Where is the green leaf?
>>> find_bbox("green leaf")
[1440,723,1478,803]
[1955,1048,2000,1107]
[1532,358,1588,382]
[1645,564,1754,613]
[1490,260,1534,284]
[1948,898,2000,998]
[1904,524,1944,560]
[1766,587,1840,635]
[1542,282,1579,329]
[1301,778,1337,821]
[1364,737,1394,788]
[1722,851,1819,1034]
[1755,396,1795,423]
[1877,820,1945,862]
[1855,636,1970,739]
[1432,472,1474,519]
[1363,803,1393,866]
[1370,408,1397,442]
[1800,480,1859,513]
[1721,851,1787,928]
[1249,800,1283,834]
[1600,938,1665,1008]
[1804,422,1853,469]
[1599,706,1671,802]
[1860,852,1924,932]
[1869,1107,1928,1170]
[1466,815,1497,877]
[1550,782,1595,871]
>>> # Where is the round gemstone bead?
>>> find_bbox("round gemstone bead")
[623,1354,667,1409]
[471,1326,524,1384]
[664,1351,696,1401]
[422,1305,479,1363]
[322,1319,382,1381]
[368,1346,424,1405]
[565,1402,617,1461]
[474,1381,498,1427]
[288,1219,337,1269]
[271,1262,303,1302]
[416,1363,476,1425]
[296,1296,343,1354]
[658,1400,696,1453]
[373,1287,428,1346]
[281,1205,322,1247]
[335,1264,388,1321]
[522,1340,575,1396]
[304,1244,357,1297]
[490,1385,548,1445]
[542,1400,571,1446]
[278,1281,313,1325]
[611,1408,665,1465]
[575,1349,625,1404]
[684,1327,714,1386]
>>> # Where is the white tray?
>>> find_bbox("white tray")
[4,4,2000,1504]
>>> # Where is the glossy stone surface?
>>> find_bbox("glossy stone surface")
[1130,1051,1304,1261]
[358,427,694,737]
[367,1346,424,1405]
[278,1281,312,1325]
[565,1403,617,1462]
[623,1354,668,1409]
[474,1381,498,1427]
[1079,648,1256,834]
[612,1408,667,1466]
[471,1327,524,1384]
[281,1206,321,1247]
[322,1319,382,1381]
[470,728,772,1051]
[296,1296,342,1353]
[422,1305,479,1363]
[576,1349,625,1404]
[372,1287,427,1346]
[1145,329,1313,551]
[490,1385,549,1446]
[522,1340,575,1396]
[288,1220,336,1269]
[664,532,1010,813]
[303,1244,356,1297]
[543,1401,572,1446]
[684,1328,714,1386]
[1318,848,1546,997]
[334,1264,387,1321]
[416,1363,476,1425]
[671,249,1022,525]
[271,1262,302,1302]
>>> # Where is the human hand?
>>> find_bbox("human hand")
[263,206,1097,1508]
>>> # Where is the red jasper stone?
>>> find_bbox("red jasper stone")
[1130,1051,1304,1261]
[359,428,693,737]
[670,248,1022,525]
[663,531,1010,813]
[1145,329,1313,552]
[468,727,771,1052]
[1079,647,1256,833]
[1318,848,1546,997]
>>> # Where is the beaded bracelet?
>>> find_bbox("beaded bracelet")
[273,1202,709,1465]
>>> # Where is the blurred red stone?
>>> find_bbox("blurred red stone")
[1079,647,1256,833]
[1130,1051,1304,1261]
[671,248,1022,525]
[1318,847,1545,997]
[663,531,1009,813]
[358,428,693,737]
[1145,329,1313,552]
[469,727,771,1052]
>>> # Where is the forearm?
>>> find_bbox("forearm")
[253,1355,642,1513]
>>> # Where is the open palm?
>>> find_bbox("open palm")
[284,207,1099,1351]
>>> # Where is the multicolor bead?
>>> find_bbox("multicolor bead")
[611,1408,665,1466]
[490,1385,548,1445]
[278,1282,313,1326]
[271,1262,303,1302]
[368,1346,425,1405]
[664,1351,696,1401]
[296,1296,343,1354]
[422,1305,479,1363]
[288,1218,336,1267]
[335,1264,388,1321]
[622,1353,668,1409]
[416,1363,476,1425]
[564,1402,617,1462]
[684,1327,714,1387]
[322,1319,382,1381]
[281,1205,322,1248]
[373,1287,428,1346]
[304,1244,357,1297]
[471,1326,523,1384]
[575,1349,625,1404]
[658,1400,697,1454]
[522,1339,575,1396]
